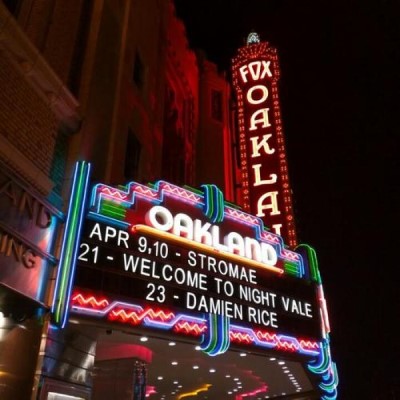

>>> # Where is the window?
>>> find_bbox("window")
[124,129,141,181]
[211,90,223,122]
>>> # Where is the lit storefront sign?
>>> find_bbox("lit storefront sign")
[52,161,338,397]
[232,35,297,247]
[52,163,327,354]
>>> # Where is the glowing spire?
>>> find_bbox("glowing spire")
[247,31,260,45]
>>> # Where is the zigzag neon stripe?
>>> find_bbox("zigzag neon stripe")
[51,161,91,328]
[70,291,319,356]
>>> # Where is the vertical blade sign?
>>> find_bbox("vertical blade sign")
[232,35,297,247]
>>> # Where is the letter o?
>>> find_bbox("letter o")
[146,206,173,231]
[247,85,268,104]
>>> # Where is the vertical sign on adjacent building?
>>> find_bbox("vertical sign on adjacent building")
[232,32,297,248]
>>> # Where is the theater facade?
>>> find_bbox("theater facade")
[0,1,337,399]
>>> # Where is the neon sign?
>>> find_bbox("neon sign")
[66,177,323,344]
[52,162,337,397]
[232,37,297,247]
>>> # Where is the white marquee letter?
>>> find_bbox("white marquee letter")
[249,108,271,131]
[146,206,173,231]
[250,134,275,157]
[239,65,250,83]
[247,85,268,104]
[173,213,193,239]
[252,165,277,186]
[256,192,281,217]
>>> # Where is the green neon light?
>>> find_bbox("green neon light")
[297,244,321,283]
[54,166,85,319]
[319,362,339,392]
[308,341,330,374]
[100,201,126,219]
[201,314,230,356]
[284,261,298,276]
[52,161,91,327]
[202,184,224,223]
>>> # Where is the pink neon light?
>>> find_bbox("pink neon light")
[94,180,304,273]
[239,384,268,399]
[100,187,129,201]
[72,293,109,308]
[161,182,203,203]
[174,321,207,336]
[146,386,156,397]
[225,208,259,224]
[109,308,175,324]
[282,249,300,261]
[260,231,281,244]
[230,331,253,344]
[133,185,159,198]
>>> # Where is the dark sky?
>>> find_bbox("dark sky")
[174,1,400,399]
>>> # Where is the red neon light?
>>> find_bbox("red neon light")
[239,384,268,399]
[71,292,319,354]
[232,40,298,248]
[71,292,109,308]
[100,186,128,200]
[174,322,207,336]
[161,183,202,203]
[109,308,175,324]
[230,331,253,344]
[133,185,159,198]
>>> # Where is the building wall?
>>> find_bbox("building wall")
[0,2,81,399]
[196,54,234,200]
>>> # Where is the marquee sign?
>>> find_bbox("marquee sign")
[232,34,297,247]
[51,162,329,358]
[51,163,338,396]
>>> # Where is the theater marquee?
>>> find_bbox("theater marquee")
[52,162,331,359]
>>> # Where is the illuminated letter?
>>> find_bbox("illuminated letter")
[250,134,275,157]
[225,232,245,256]
[249,61,262,80]
[271,224,282,236]
[244,237,261,262]
[247,85,268,104]
[194,220,212,245]
[173,213,193,240]
[252,165,277,186]
[239,65,250,83]
[211,225,228,251]
[89,223,102,240]
[256,192,281,217]
[249,109,271,131]
[260,243,277,265]
[241,61,272,82]
[261,60,272,79]
[146,206,173,231]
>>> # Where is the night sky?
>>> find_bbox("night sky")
[174,1,399,399]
